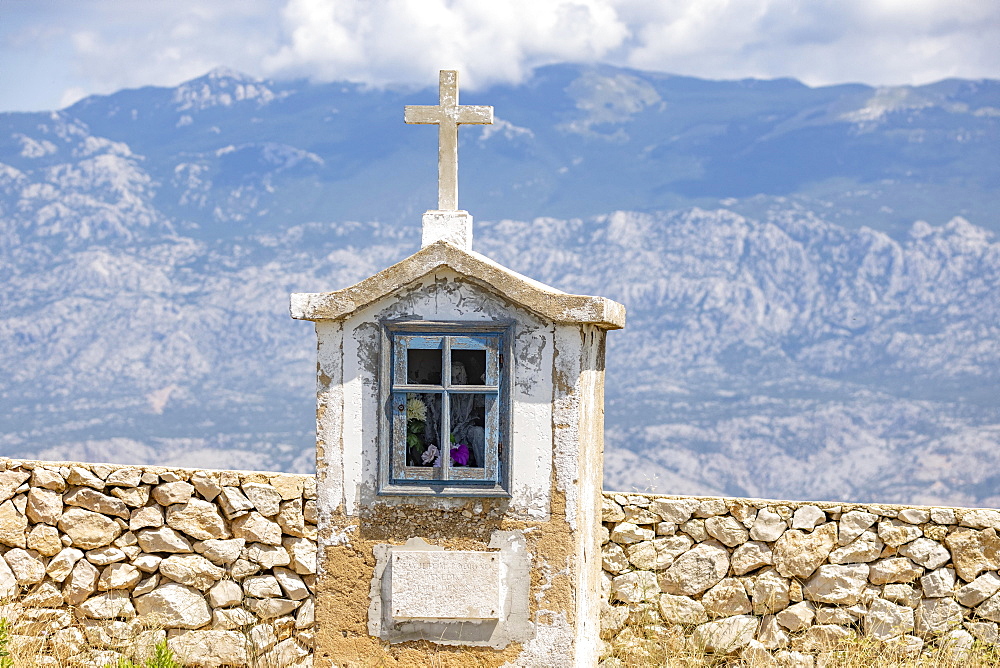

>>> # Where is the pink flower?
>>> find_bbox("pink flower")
[450,443,470,466]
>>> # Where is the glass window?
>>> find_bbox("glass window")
[379,322,509,496]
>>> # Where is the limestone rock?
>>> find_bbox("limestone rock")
[758,615,790,650]
[750,509,787,542]
[0,554,16,598]
[838,510,877,546]
[86,546,126,566]
[966,621,999,644]
[705,516,749,547]
[895,537,949,570]
[232,512,282,546]
[166,499,230,541]
[625,535,692,570]
[194,538,245,566]
[269,474,303,500]
[775,601,815,632]
[877,519,922,548]
[690,615,757,654]
[955,571,1000,607]
[135,583,213,629]
[63,487,129,519]
[623,506,659,525]
[245,574,283,598]
[112,486,150,508]
[658,542,730,596]
[79,591,136,619]
[602,542,629,573]
[945,527,1000,581]
[751,568,790,615]
[931,508,957,524]
[897,508,930,525]
[695,498,727,518]
[245,543,291,569]
[283,536,316,575]
[130,505,164,531]
[658,593,708,624]
[242,483,282,516]
[611,571,660,603]
[601,496,625,522]
[27,524,62,556]
[773,523,837,579]
[25,488,62,524]
[609,522,652,545]
[58,507,121,549]
[803,564,869,605]
[207,580,243,608]
[67,466,105,489]
[245,597,301,619]
[883,583,920,607]
[152,481,195,506]
[295,598,315,629]
[680,519,708,541]
[797,624,853,651]
[159,554,225,590]
[974,590,1000,622]
[47,547,84,582]
[135,574,159,596]
[168,629,247,668]
[62,558,100,605]
[0,470,31,502]
[703,578,752,617]
[791,506,826,531]
[191,472,223,502]
[94,563,140,591]
[650,498,699,524]
[915,597,963,635]
[276,498,306,537]
[105,467,142,487]
[133,554,163,572]
[919,567,956,598]
[5,547,45,584]
[828,530,882,564]
[217,487,254,519]
[868,557,923,585]
[137,527,193,553]
[961,509,1000,530]
[212,607,257,630]
[0,500,28,548]
[732,541,773,575]
[865,598,914,640]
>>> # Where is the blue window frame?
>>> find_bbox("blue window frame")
[378,321,510,496]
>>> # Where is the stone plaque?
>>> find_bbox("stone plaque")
[390,550,501,620]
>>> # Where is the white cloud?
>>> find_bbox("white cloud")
[1,0,998,111]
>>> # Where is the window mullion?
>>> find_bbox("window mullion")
[440,336,451,480]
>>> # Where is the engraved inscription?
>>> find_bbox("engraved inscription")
[390,550,501,620]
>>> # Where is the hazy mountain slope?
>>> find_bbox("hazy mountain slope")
[0,65,997,505]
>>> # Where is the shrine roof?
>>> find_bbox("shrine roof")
[289,240,625,329]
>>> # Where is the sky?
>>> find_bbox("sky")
[1,0,999,112]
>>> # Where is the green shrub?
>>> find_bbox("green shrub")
[0,619,12,668]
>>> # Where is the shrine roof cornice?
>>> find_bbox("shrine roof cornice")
[289,240,626,329]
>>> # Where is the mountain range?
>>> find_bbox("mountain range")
[1,64,997,506]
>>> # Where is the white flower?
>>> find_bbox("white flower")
[406,397,427,422]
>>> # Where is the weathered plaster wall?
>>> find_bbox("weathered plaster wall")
[600,492,1000,664]
[0,458,316,668]
[309,270,607,666]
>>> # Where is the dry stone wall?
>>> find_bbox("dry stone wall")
[600,493,1000,664]
[0,458,317,668]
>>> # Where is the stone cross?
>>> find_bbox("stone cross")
[405,70,493,211]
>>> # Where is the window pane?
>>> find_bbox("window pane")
[407,348,442,385]
[451,348,486,386]
[450,393,487,470]
[404,393,442,467]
